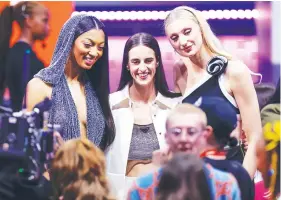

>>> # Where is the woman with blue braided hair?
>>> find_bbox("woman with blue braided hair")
[26,14,115,151]
[164,6,262,179]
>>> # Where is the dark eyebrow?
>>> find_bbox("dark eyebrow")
[145,57,154,60]
[182,28,191,32]
[170,27,191,37]
[85,38,105,46]
[130,58,140,61]
[170,33,178,38]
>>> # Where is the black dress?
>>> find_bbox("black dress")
[182,71,245,163]
[5,41,44,111]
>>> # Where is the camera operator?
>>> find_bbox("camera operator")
[0,98,64,200]
[0,132,63,200]
[0,131,63,200]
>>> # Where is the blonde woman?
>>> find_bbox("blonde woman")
[164,6,262,179]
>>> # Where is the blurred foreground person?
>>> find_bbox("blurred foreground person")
[256,102,280,200]
[52,138,114,200]
[127,104,241,200]
[156,153,212,200]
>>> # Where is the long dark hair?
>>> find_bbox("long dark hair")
[117,32,181,98]
[157,153,212,200]
[74,16,115,151]
[0,1,44,99]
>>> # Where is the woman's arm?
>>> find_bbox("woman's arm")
[227,61,263,179]
[25,78,51,111]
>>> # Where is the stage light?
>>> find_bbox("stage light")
[222,10,231,19]
[73,9,260,21]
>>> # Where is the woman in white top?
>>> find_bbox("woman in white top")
[106,32,181,199]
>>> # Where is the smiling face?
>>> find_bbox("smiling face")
[72,29,105,70]
[165,18,203,58]
[127,45,158,87]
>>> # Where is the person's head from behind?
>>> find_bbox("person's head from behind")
[52,138,110,200]
[165,104,211,155]
[13,1,50,40]
[157,153,212,200]
[164,6,231,59]
[196,97,238,151]
[118,32,171,95]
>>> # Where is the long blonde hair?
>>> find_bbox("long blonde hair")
[164,6,263,83]
[164,6,232,60]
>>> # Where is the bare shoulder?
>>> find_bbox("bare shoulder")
[27,78,48,90]
[27,78,52,96]
[226,60,250,78]
[225,60,255,96]
[26,78,52,111]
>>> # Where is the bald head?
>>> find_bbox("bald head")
[166,104,207,130]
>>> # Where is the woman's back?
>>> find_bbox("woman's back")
[6,41,44,111]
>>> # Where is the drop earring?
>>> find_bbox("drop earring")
[41,41,46,49]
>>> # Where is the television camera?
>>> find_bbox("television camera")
[0,98,61,182]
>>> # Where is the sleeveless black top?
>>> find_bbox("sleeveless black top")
[182,58,244,163]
